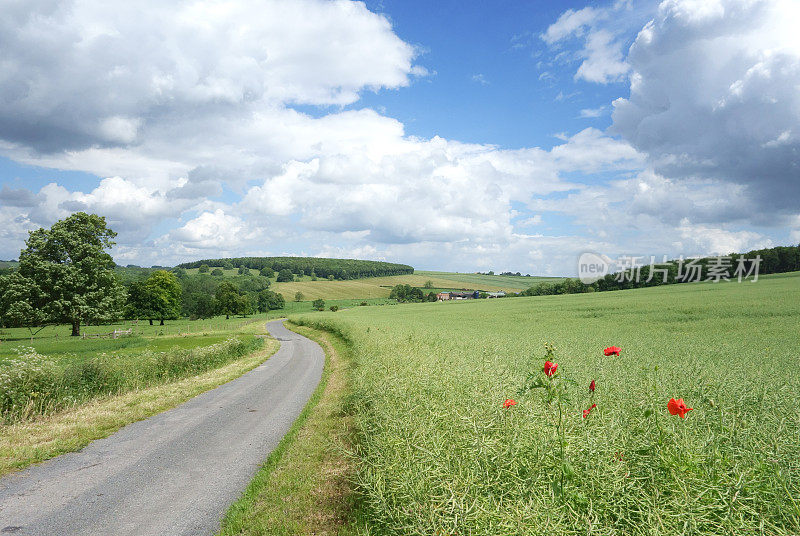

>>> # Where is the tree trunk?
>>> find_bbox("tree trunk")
[226,314,230,320]
[149,319,153,326]
[160,319,164,326]
[71,320,80,337]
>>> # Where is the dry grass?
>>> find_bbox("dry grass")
[219,324,354,536]
[0,338,279,476]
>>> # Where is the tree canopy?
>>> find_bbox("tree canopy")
[0,212,125,336]
[276,269,294,282]
[137,270,182,325]
[215,281,249,319]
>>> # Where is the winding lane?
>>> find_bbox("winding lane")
[0,320,324,536]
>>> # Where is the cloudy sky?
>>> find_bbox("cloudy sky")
[0,0,798,275]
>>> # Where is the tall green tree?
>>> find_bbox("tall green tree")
[11,212,125,336]
[256,290,285,312]
[215,281,247,319]
[0,271,47,334]
[125,279,156,324]
[145,270,182,325]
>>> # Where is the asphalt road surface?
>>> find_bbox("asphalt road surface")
[0,320,324,536]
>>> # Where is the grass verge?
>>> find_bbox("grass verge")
[0,337,279,477]
[218,323,355,536]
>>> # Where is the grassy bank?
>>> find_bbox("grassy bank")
[0,338,279,476]
[291,272,800,535]
[1,333,264,423]
[219,323,355,536]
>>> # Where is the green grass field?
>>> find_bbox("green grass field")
[0,299,394,365]
[292,272,800,535]
[0,316,263,364]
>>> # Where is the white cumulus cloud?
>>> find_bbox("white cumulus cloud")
[611,0,800,217]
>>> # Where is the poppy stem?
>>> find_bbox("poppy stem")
[557,392,566,494]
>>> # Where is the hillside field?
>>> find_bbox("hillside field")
[182,267,562,300]
[292,271,800,535]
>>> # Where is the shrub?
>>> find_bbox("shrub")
[211,268,224,276]
[329,305,339,312]
[276,269,294,282]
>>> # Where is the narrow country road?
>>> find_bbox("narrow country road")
[0,320,324,536]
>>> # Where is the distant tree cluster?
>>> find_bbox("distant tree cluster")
[172,272,284,320]
[389,284,437,303]
[175,256,414,280]
[476,270,531,277]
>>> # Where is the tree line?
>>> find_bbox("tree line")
[0,213,286,336]
[176,256,414,280]
[519,244,800,297]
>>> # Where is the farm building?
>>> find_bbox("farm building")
[439,291,479,300]
[487,291,506,298]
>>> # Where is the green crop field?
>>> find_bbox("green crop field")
[292,271,800,535]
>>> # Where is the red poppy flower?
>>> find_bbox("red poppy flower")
[543,361,558,376]
[604,346,621,356]
[582,403,597,418]
[502,399,517,409]
[589,379,596,392]
[667,398,693,418]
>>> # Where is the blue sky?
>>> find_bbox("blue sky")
[358,0,627,149]
[0,0,797,274]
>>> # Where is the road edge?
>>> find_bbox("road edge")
[217,320,355,535]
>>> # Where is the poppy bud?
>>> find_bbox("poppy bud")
[589,379,596,392]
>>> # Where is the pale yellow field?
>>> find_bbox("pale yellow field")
[271,273,540,300]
